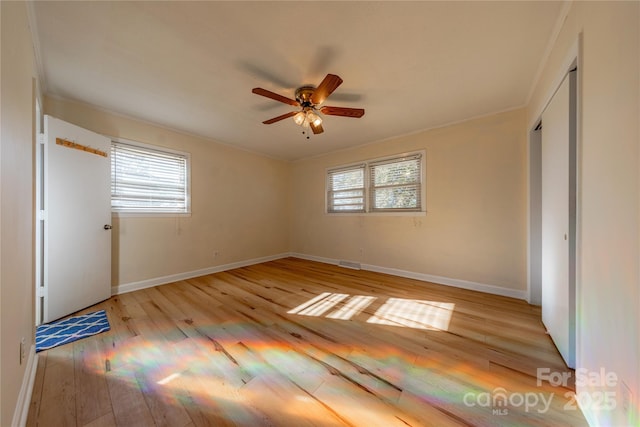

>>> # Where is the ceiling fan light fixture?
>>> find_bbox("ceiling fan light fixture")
[293,111,306,126]
[306,111,322,127]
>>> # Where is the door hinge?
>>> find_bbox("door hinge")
[36,287,46,298]
[38,133,45,145]
[38,210,46,221]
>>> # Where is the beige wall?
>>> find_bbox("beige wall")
[528,1,639,425]
[45,96,291,286]
[0,1,35,425]
[4,3,636,425]
[291,108,528,293]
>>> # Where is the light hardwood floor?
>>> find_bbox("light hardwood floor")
[27,257,587,426]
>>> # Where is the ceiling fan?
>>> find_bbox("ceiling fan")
[252,74,365,136]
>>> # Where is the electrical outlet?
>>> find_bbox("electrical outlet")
[19,337,26,365]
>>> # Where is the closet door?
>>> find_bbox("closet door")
[541,74,576,368]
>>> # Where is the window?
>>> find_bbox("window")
[370,154,421,212]
[111,140,190,214]
[326,152,424,214]
[327,165,365,212]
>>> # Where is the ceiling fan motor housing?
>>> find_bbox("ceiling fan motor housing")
[295,86,316,107]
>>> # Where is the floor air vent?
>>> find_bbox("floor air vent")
[338,260,361,270]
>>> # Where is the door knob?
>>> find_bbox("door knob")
[104,224,113,230]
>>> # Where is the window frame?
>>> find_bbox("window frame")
[369,153,423,213]
[325,150,426,215]
[110,137,191,217]
[326,163,367,213]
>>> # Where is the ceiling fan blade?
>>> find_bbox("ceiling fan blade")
[311,74,343,105]
[310,122,324,135]
[252,88,299,106]
[262,111,297,124]
[320,106,365,118]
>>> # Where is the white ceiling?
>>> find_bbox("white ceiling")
[32,1,564,161]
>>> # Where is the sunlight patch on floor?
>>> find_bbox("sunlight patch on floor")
[287,293,454,331]
[367,298,454,331]
[287,292,332,315]
[298,293,349,317]
[326,295,377,320]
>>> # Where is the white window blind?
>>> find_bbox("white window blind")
[327,165,365,212]
[370,154,421,212]
[111,141,189,213]
[325,151,424,214]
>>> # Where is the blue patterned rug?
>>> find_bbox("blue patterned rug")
[36,310,110,352]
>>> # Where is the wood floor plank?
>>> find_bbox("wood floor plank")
[82,411,117,427]
[74,338,113,426]
[105,364,156,426]
[27,258,588,427]
[312,374,425,427]
[37,345,76,426]
[134,368,193,427]
[241,374,350,427]
[26,351,47,426]
[169,373,237,427]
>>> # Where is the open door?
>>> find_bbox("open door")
[43,116,112,322]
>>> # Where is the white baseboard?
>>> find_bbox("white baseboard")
[12,345,38,427]
[111,253,291,295]
[291,253,341,267]
[112,251,526,301]
[290,252,527,300]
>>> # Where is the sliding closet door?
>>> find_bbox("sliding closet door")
[541,73,576,368]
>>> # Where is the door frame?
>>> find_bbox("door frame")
[34,98,44,326]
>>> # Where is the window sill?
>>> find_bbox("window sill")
[112,211,192,219]
[325,211,427,217]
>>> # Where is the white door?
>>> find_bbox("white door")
[43,116,112,322]
[541,75,576,368]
